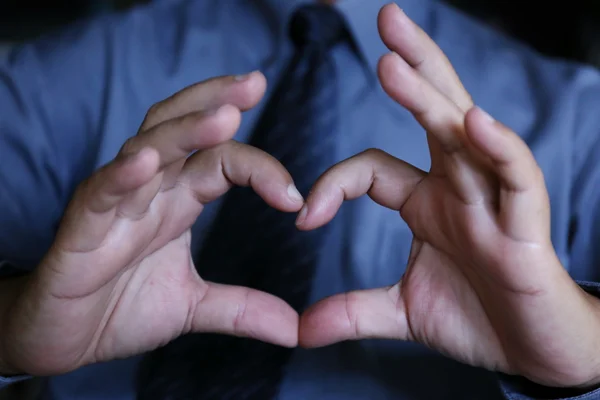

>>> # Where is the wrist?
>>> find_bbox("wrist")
[511,266,600,389]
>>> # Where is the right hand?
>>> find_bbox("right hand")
[1,71,303,376]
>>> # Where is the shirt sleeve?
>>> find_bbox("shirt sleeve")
[498,66,600,400]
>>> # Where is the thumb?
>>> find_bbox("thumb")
[191,281,299,347]
[299,284,408,347]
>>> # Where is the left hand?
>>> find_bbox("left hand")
[296,4,600,388]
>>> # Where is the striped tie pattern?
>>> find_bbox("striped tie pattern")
[137,5,349,400]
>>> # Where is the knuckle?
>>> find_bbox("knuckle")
[232,289,251,336]
[361,147,387,159]
[343,292,361,339]
[146,100,165,119]
[143,101,165,127]
[119,136,137,156]
[72,178,90,201]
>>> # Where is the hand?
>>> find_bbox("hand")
[1,72,303,376]
[297,4,600,388]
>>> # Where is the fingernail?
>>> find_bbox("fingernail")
[475,106,495,124]
[296,205,308,226]
[287,184,304,203]
[234,70,257,81]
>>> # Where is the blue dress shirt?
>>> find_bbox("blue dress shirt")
[2,0,600,399]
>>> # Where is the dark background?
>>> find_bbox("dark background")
[448,0,600,66]
[1,0,600,66]
[0,0,142,40]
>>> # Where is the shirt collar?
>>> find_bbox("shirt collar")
[255,0,432,76]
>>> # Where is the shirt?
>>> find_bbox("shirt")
[2,0,600,399]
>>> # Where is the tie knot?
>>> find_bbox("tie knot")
[289,4,348,50]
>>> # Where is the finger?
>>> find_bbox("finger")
[378,52,491,203]
[157,104,240,192]
[193,282,299,347]
[464,107,550,241]
[295,148,425,230]
[465,107,540,192]
[378,3,472,176]
[138,72,266,191]
[120,104,241,169]
[299,283,407,348]
[55,148,160,252]
[379,52,465,153]
[177,141,305,211]
[115,105,243,216]
[140,71,266,131]
[378,4,473,111]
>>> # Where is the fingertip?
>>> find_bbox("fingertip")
[231,70,267,111]
[247,70,267,94]
[254,297,300,347]
[464,106,494,140]
[136,146,161,178]
[377,3,393,27]
[466,106,496,128]
[464,106,510,161]
[287,183,304,204]
[233,69,265,85]
[262,299,299,348]
[135,147,161,167]
[214,103,242,125]
[378,3,407,43]
[378,2,402,24]
[279,319,300,348]
[254,181,304,214]
[377,52,399,82]
[377,52,412,103]
[295,189,342,231]
[209,104,242,142]
[298,296,353,348]
[112,147,160,191]
[295,204,308,228]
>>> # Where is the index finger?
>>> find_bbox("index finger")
[295,149,425,230]
[121,104,242,169]
[140,71,267,131]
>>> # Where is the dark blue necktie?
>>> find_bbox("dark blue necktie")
[137,5,349,400]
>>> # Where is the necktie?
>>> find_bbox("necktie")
[137,5,349,399]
